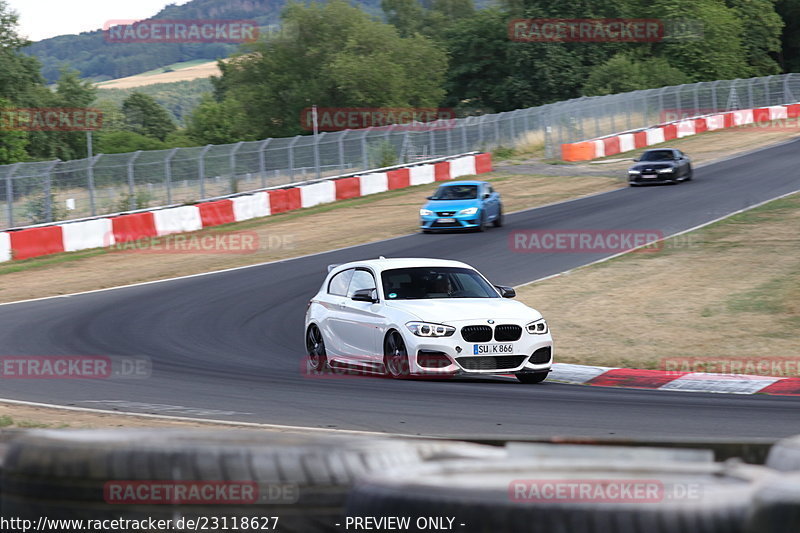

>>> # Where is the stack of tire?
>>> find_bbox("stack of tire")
[2,429,800,532]
[0,429,501,533]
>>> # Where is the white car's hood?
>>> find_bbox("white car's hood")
[384,298,542,323]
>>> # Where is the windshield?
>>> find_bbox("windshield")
[639,150,675,162]
[381,267,500,300]
[430,185,478,200]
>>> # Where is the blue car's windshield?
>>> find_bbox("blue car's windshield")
[430,185,478,200]
[382,267,500,300]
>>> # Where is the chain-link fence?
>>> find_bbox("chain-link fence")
[3,73,799,229]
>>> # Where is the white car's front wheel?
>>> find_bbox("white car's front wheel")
[384,331,410,379]
[306,324,328,371]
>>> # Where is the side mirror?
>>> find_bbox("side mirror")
[352,288,378,303]
[632,158,639,162]
[483,193,491,199]
[495,285,516,298]
[426,196,434,200]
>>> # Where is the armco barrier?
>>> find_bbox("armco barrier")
[153,206,203,236]
[387,168,411,190]
[561,103,800,161]
[0,231,10,262]
[111,212,157,243]
[10,226,64,260]
[62,219,114,252]
[198,200,236,227]
[232,193,270,222]
[0,153,491,263]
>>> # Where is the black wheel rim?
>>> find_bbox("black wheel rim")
[385,333,408,377]
[306,326,325,369]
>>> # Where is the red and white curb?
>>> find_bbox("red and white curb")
[549,363,800,396]
[0,153,491,263]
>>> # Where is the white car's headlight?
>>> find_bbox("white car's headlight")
[406,322,455,337]
[656,168,674,174]
[420,209,433,216]
[458,207,478,215]
[526,318,548,334]
[628,170,641,174]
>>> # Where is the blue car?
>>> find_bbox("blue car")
[420,181,503,233]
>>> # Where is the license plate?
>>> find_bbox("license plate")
[437,218,456,223]
[473,343,513,355]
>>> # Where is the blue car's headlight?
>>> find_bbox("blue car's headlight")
[459,207,479,215]
[420,208,433,216]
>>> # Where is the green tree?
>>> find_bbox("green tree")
[582,53,692,96]
[121,92,177,141]
[775,0,800,72]
[94,131,166,154]
[0,96,27,164]
[210,0,448,139]
[185,94,247,145]
[725,0,783,75]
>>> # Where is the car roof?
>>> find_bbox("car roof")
[436,180,486,187]
[642,148,677,152]
[329,257,475,275]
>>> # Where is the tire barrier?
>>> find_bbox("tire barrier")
[765,435,800,472]
[0,429,500,533]
[345,457,772,533]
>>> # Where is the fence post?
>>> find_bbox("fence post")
[164,148,178,204]
[258,139,271,188]
[360,130,370,171]
[314,132,324,179]
[338,131,347,170]
[86,155,97,216]
[43,160,59,223]
[711,80,720,111]
[128,151,142,211]
[198,144,211,199]
[287,136,300,182]
[460,120,468,153]
[5,163,19,228]
[230,141,244,193]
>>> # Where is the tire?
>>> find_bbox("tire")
[515,372,548,384]
[0,429,499,533]
[475,212,487,232]
[305,324,327,372]
[492,208,504,228]
[765,435,800,471]
[421,229,432,234]
[384,330,410,379]
[745,472,800,533]
[346,457,771,533]
[686,168,693,181]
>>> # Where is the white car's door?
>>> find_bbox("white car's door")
[321,268,355,358]
[336,268,383,366]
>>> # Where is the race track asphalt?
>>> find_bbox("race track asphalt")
[1,140,799,439]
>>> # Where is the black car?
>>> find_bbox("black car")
[627,148,693,186]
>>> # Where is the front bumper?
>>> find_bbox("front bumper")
[402,325,554,376]
[420,212,481,231]
[628,172,677,184]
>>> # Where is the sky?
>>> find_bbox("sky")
[8,0,191,42]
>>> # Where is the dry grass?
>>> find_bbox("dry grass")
[95,61,221,89]
[515,194,800,369]
[0,173,620,303]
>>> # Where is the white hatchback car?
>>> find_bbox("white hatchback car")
[304,258,553,383]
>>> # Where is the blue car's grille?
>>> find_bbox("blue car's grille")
[436,211,456,217]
